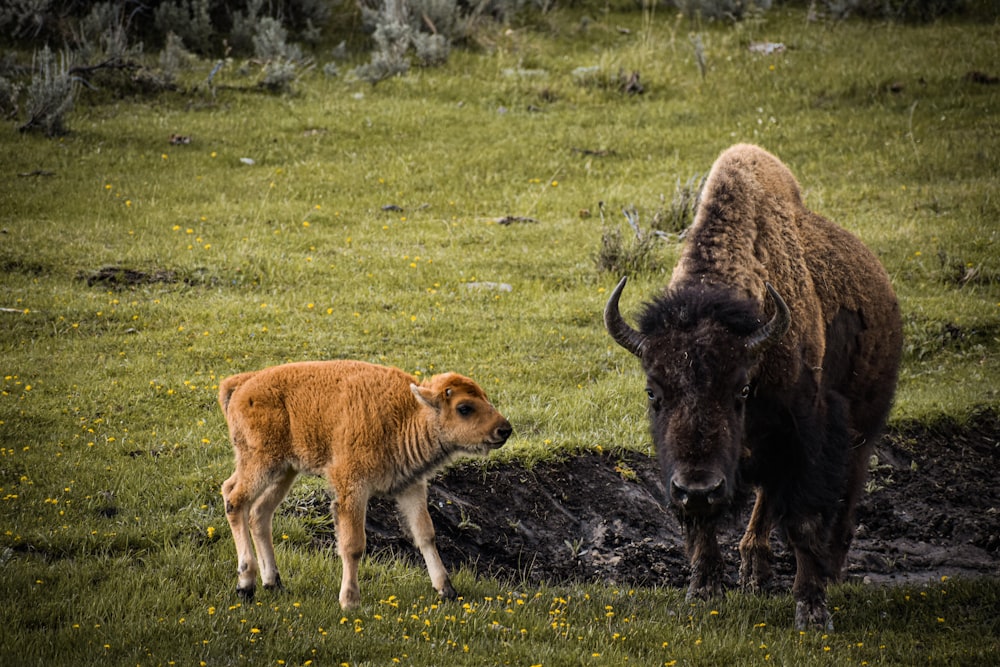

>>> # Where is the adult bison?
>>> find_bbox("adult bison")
[604,144,902,629]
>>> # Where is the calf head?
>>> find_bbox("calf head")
[605,277,789,521]
[411,372,512,454]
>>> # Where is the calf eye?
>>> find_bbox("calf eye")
[456,403,475,416]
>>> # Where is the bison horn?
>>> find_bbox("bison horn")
[746,283,791,352]
[604,276,649,358]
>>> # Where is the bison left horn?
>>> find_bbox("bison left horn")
[746,283,791,352]
[604,276,649,358]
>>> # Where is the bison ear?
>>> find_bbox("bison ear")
[410,383,441,410]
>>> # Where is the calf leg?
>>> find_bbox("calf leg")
[248,467,298,591]
[222,470,262,600]
[684,520,725,601]
[332,486,369,610]
[395,482,457,601]
[739,489,774,592]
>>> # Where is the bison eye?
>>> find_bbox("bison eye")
[456,403,475,417]
[739,384,752,399]
[646,388,656,401]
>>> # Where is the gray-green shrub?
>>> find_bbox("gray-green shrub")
[19,45,75,136]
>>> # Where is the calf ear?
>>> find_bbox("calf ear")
[410,383,441,410]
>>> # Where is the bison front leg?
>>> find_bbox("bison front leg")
[395,482,458,601]
[738,489,774,592]
[333,488,369,610]
[684,521,725,601]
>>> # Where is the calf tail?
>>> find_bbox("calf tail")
[218,371,256,414]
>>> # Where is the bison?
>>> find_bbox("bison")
[218,360,512,609]
[604,144,902,629]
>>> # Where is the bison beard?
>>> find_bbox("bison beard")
[605,144,902,630]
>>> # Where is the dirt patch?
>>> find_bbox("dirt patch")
[78,265,216,289]
[347,411,1000,590]
[79,266,180,289]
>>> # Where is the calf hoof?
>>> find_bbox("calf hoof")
[439,581,458,601]
[263,575,285,593]
[339,589,361,611]
[236,585,256,603]
[795,600,833,631]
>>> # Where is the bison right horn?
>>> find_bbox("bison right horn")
[746,282,791,352]
[604,276,649,358]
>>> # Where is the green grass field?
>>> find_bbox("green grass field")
[1,6,999,665]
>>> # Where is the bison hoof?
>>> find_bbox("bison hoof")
[738,568,774,594]
[795,600,833,631]
[236,586,256,602]
[685,580,722,602]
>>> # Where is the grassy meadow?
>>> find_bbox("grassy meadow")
[1,6,999,665]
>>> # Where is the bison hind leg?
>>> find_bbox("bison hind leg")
[786,515,835,631]
[828,429,878,582]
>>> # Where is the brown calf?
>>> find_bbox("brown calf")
[218,360,512,609]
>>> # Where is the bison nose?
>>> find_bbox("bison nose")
[670,473,726,513]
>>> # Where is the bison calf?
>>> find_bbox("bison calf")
[218,360,512,609]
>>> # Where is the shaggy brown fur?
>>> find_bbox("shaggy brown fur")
[218,360,512,609]
[606,144,902,629]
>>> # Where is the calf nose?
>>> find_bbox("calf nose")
[670,473,726,513]
[494,421,513,444]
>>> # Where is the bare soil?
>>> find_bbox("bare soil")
[356,410,1000,590]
